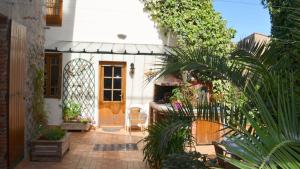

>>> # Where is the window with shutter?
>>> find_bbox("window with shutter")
[46,0,63,26]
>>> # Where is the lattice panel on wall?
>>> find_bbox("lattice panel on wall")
[63,58,95,121]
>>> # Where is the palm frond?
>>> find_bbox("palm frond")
[144,71,300,168]
[157,41,272,90]
[143,105,195,167]
[223,72,300,169]
[157,47,230,82]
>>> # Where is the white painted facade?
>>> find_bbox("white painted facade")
[45,0,170,126]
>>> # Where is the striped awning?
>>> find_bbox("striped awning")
[45,41,172,56]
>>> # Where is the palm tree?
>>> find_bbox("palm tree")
[158,38,270,89]
[222,72,300,169]
[143,39,300,168]
[143,0,300,167]
[143,70,300,168]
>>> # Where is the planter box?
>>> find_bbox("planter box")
[30,133,70,162]
[61,122,91,131]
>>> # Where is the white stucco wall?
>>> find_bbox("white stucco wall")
[45,0,168,46]
[45,0,166,126]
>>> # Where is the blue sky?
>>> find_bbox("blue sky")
[213,0,271,42]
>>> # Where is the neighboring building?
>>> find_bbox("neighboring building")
[44,0,172,127]
[237,33,271,57]
[0,0,45,168]
[243,32,270,42]
[238,32,271,46]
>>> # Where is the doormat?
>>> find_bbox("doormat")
[102,127,122,132]
[93,143,138,152]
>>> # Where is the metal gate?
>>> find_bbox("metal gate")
[8,20,26,168]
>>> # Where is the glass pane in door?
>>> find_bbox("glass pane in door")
[114,66,122,77]
[113,79,121,89]
[104,78,112,89]
[104,66,112,77]
[104,90,112,101]
[113,90,122,101]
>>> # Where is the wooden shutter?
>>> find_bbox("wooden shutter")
[8,20,26,168]
[46,0,63,26]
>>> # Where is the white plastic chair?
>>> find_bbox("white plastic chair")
[125,104,148,135]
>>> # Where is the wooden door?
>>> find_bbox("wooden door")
[99,62,126,127]
[8,21,26,168]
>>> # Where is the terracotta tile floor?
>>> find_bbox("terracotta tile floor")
[17,128,150,169]
[17,128,215,169]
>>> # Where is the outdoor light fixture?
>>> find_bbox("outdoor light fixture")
[130,63,135,75]
[117,34,127,40]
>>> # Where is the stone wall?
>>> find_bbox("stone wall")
[0,14,10,169]
[0,0,45,166]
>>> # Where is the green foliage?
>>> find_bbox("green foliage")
[162,151,206,169]
[159,47,231,83]
[159,45,265,106]
[262,0,299,42]
[63,101,81,121]
[80,118,91,124]
[150,73,300,168]
[223,73,300,169]
[143,111,194,168]
[148,1,300,167]
[170,85,196,99]
[40,127,66,140]
[261,0,300,98]
[32,66,48,127]
[144,0,235,55]
[212,80,247,107]
[169,84,198,107]
[156,36,300,167]
[169,88,183,102]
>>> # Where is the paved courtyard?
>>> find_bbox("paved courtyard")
[16,128,215,169]
[17,128,149,169]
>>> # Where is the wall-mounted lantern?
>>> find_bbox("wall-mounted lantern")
[130,63,135,75]
[117,34,127,40]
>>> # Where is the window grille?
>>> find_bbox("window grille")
[44,53,62,98]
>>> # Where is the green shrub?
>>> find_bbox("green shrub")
[144,0,235,55]
[80,118,91,124]
[169,88,183,102]
[143,118,193,168]
[162,151,206,169]
[63,101,81,121]
[40,127,66,140]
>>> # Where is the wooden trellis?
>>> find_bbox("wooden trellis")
[62,58,95,121]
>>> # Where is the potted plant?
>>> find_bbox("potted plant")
[30,127,70,162]
[61,101,92,131]
[169,85,197,109]
[169,88,183,109]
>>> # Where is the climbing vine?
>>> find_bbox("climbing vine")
[144,0,236,55]
[32,66,48,127]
